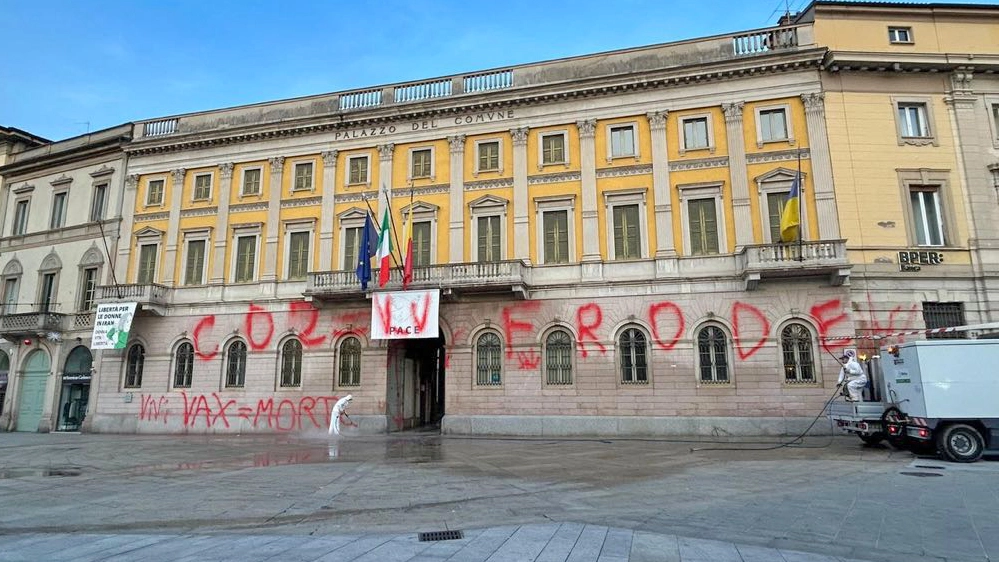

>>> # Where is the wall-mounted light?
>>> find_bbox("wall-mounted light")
[22,338,31,346]
[989,163,999,204]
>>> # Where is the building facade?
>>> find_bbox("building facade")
[0,126,131,432]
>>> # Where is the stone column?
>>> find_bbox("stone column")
[448,135,466,262]
[376,144,394,219]
[319,150,338,270]
[723,102,753,249]
[262,157,283,282]
[801,93,841,240]
[648,111,676,258]
[116,174,140,283]
[577,119,600,263]
[210,163,233,284]
[162,168,186,285]
[510,128,530,264]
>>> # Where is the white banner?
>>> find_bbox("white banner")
[370,290,440,340]
[91,303,138,350]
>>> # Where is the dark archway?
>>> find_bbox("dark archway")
[57,346,92,432]
[386,330,445,432]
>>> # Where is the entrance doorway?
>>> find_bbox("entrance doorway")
[16,349,49,432]
[57,346,92,432]
[0,352,8,417]
[386,330,445,431]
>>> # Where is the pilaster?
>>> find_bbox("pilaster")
[377,144,394,218]
[163,168,185,285]
[319,150,338,269]
[801,93,840,240]
[723,102,753,249]
[577,119,600,263]
[210,163,233,284]
[648,111,676,258]
[510,128,530,264]
[448,135,467,262]
[262,157,283,282]
[117,174,139,283]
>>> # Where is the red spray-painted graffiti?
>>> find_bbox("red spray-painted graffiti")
[731,301,771,360]
[139,392,340,432]
[648,301,685,351]
[575,303,607,358]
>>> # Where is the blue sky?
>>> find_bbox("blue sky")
[0,0,988,141]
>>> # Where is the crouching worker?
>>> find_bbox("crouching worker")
[328,394,354,436]
[837,349,867,402]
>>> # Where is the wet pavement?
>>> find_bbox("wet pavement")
[0,430,996,561]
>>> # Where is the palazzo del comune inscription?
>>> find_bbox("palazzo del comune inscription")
[332,110,515,141]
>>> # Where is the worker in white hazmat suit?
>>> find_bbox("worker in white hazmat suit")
[836,349,867,402]
[328,394,354,436]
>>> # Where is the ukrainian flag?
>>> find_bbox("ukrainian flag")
[779,175,800,243]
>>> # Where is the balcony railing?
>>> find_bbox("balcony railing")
[739,239,850,289]
[97,284,171,306]
[306,260,529,299]
[0,303,67,335]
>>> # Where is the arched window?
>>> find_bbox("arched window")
[280,339,303,387]
[475,331,502,385]
[337,336,361,387]
[225,340,247,388]
[125,344,145,388]
[619,327,648,384]
[174,342,194,388]
[544,329,573,385]
[697,325,729,383]
[781,323,815,383]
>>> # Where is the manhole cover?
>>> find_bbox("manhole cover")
[419,530,464,542]
[900,471,943,477]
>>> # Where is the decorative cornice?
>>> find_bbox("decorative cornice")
[646,111,668,131]
[746,148,811,164]
[180,206,218,218]
[393,184,450,197]
[510,127,529,146]
[576,119,596,139]
[669,156,729,172]
[135,211,170,222]
[12,184,34,195]
[338,191,379,203]
[464,178,514,191]
[322,150,338,167]
[528,171,582,185]
[596,164,653,179]
[268,157,284,174]
[171,168,186,184]
[722,102,744,123]
[281,196,322,208]
[125,174,139,190]
[800,93,824,114]
[50,174,73,187]
[448,134,466,154]
[377,143,394,161]
[219,162,234,180]
[230,201,269,213]
[89,165,115,178]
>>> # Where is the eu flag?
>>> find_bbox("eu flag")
[355,213,378,291]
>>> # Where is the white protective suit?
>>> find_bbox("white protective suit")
[836,350,867,402]
[328,394,353,436]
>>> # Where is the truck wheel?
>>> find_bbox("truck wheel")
[939,424,985,463]
[881,407,906,450]
[859,433,884,446]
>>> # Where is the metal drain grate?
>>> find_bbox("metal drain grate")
[419,530,464,542]
[900,471,943,477]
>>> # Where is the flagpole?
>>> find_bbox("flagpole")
[363,193,401,270]
[796,148,803,262]
[382,185,406,271]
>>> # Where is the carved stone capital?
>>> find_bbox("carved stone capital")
[125,174,139,190]
[448,134,466,154]
[269,157,285,175]
[722,102,744,123]
[219,162,234,180]
[510,127,529,146]
[646,111,668,131]
[377,143,395,162]
[171,168,186,184]
[576,119,596,139]
[951,69,974,93]
[801,93,825,114]
[322,150,338,168]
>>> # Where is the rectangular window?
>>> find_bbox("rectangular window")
[683,118,709,150]
[137,244,158,284]
[688,198,719,255]
[910,187,944,246]
[39,273,56,312]
[242,169,261,196]
[90,184,107,221]
[541,134,565,165]
[759,109,788,142]
[411,149,432,179]
[287,231,310,279]
[79,267,98,311]
[543,210,570,264]
[49,192,67,230]
[293,162,313,191]
[3,278,19,314]
[477,215,501,263]
[888,26,912,43]
[12,200,29,235]
[348,156,369,185]
[767,192,785,243]
[184,240,206,286]
[147,179,165,205]
[412,222,432,267]
[613,204,641,260]
[610,125,636,158]
[478,141,500,172]
[234,235,257,283]
[898,103,930,138]
[343,226,361,271]
[923,302,966,340]
[193,174,212,200]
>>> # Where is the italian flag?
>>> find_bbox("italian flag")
[376,207,392,287]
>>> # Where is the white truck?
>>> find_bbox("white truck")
[828,339,999,462]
